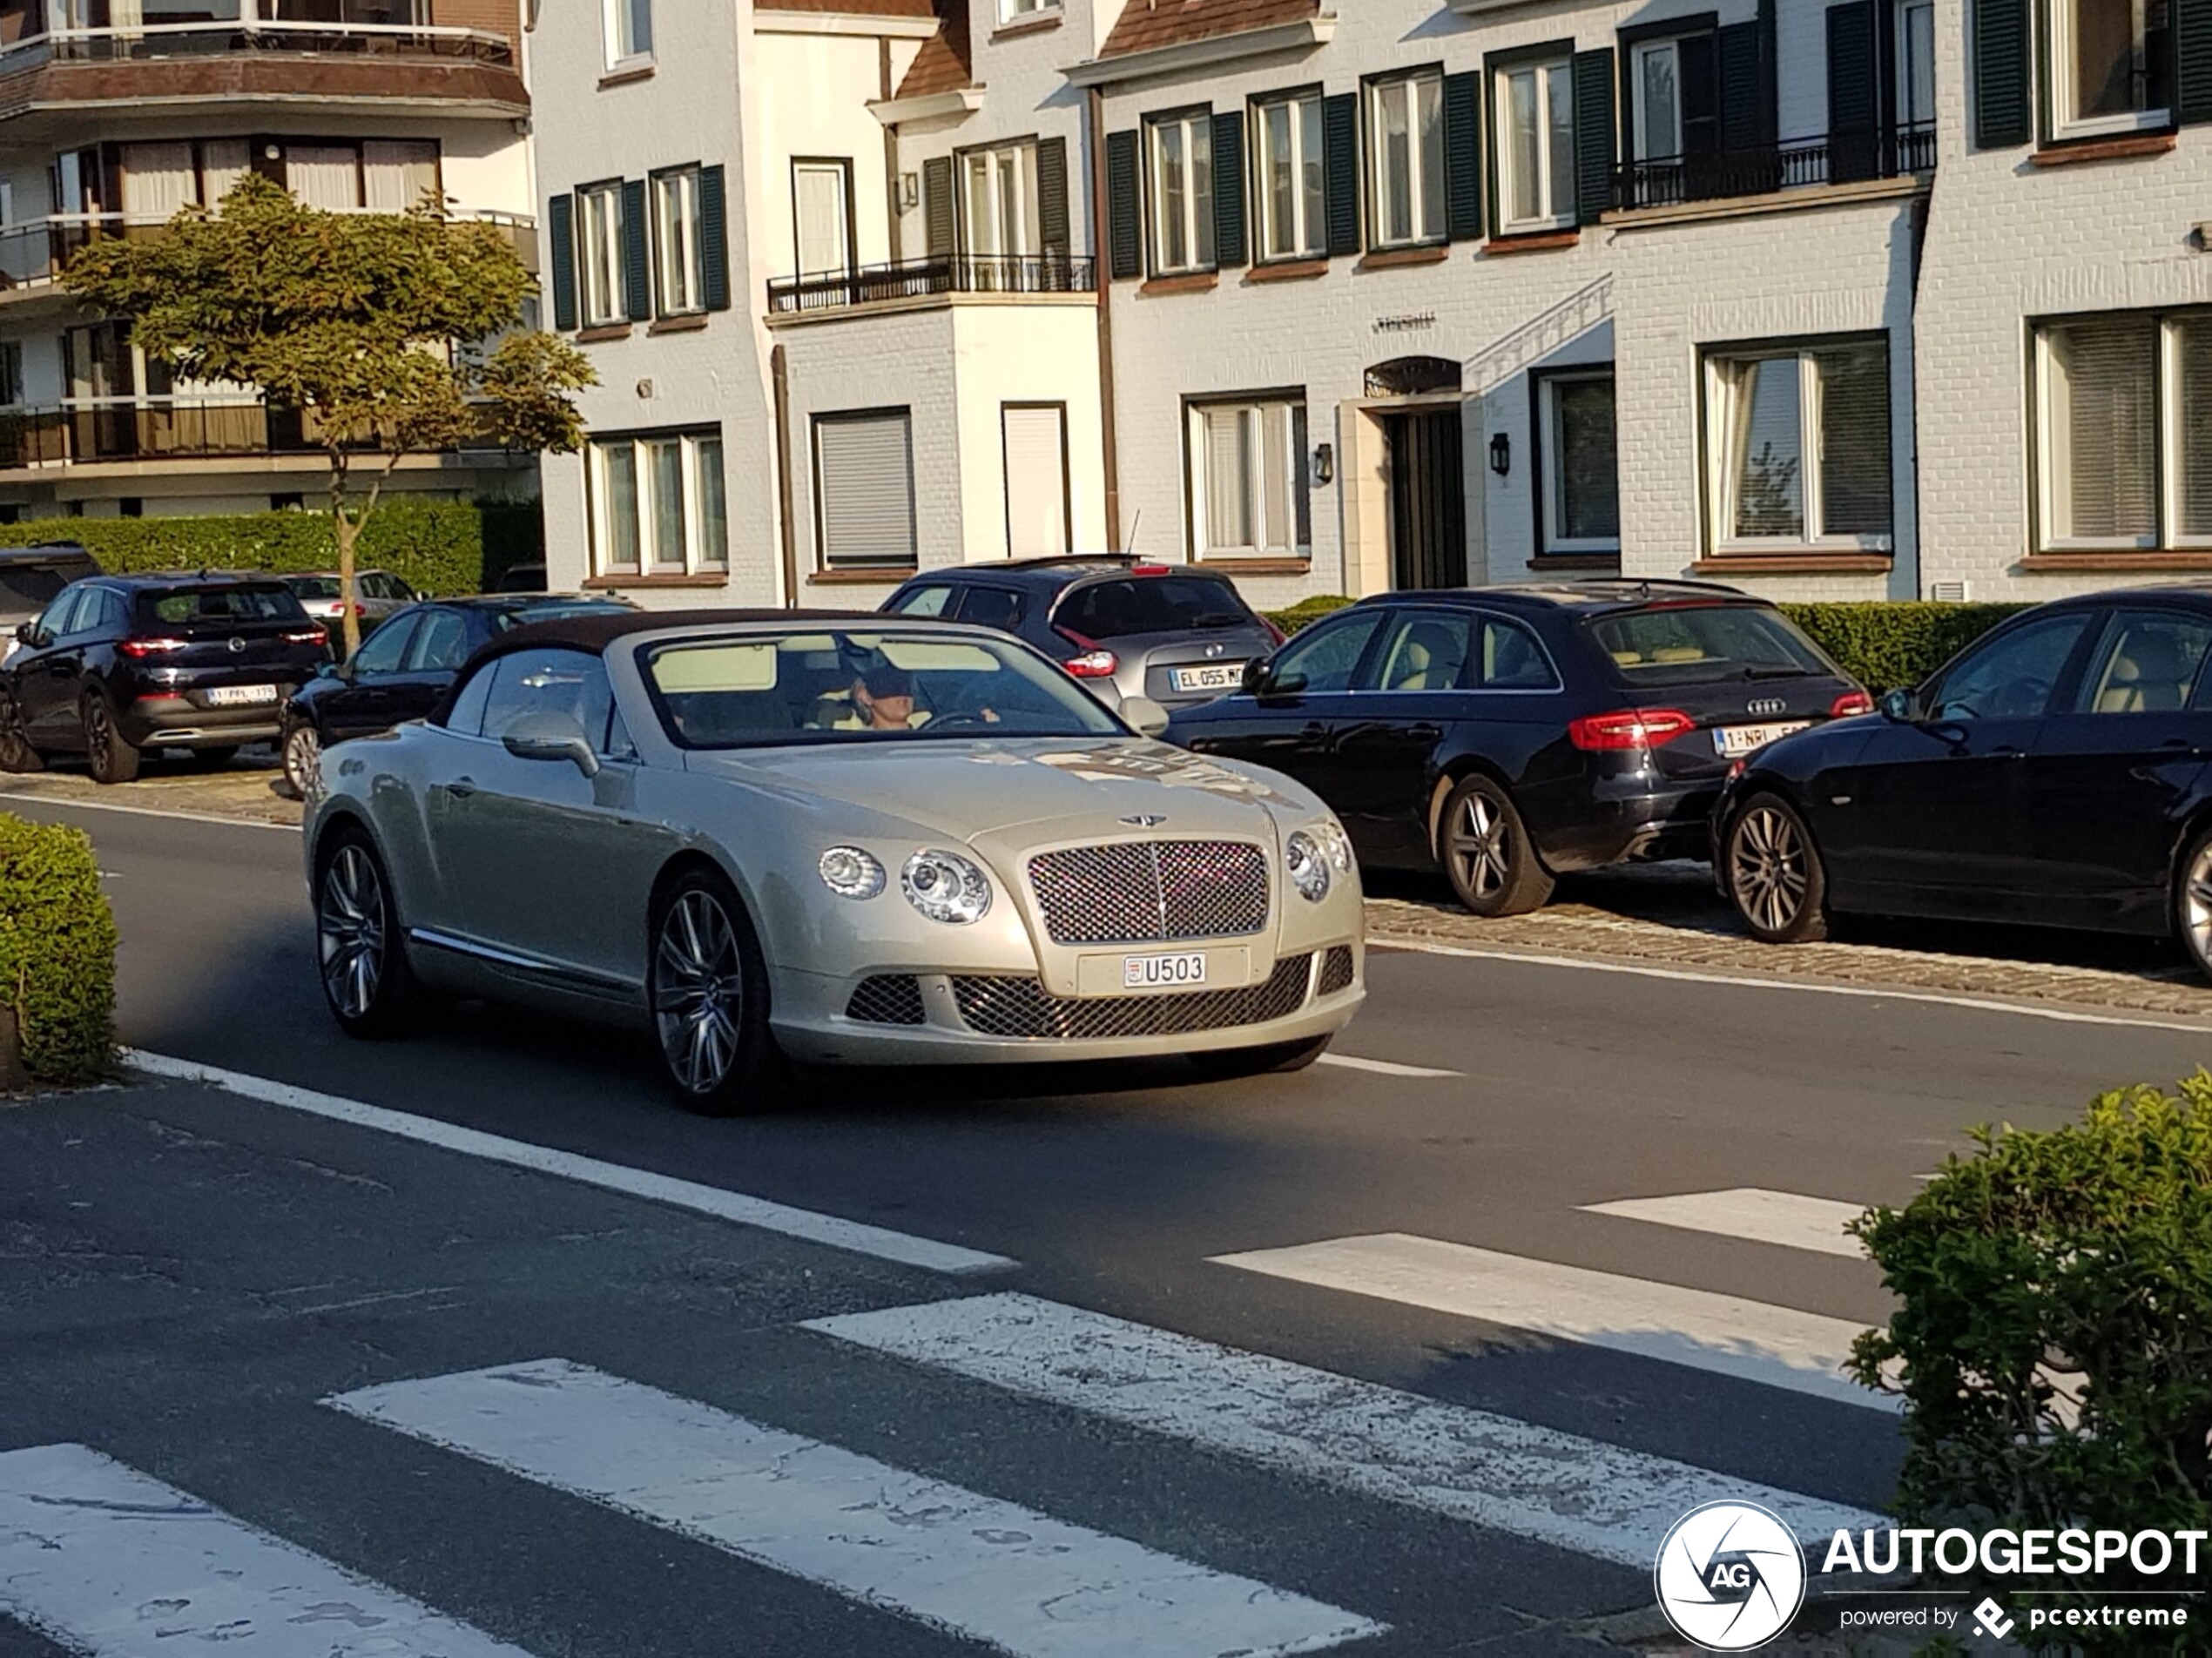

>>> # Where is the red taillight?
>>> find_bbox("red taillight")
[1261,616,1287,646]
[1830,690,1874,718]
[280,629,328,645]
[1568,708,1696,751]
[117,637,188,658]
[1131,563,1170,576]
[1064,649,1119,678]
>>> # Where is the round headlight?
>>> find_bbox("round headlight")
[819,846,886,900]
[1315,819,1353,874]
[901,848,993,924]
[1285,830,1331,902]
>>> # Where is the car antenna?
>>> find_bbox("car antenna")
[1123,509,1142,554]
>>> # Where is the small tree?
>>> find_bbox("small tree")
[64,175,594,655]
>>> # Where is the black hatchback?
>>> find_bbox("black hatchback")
[1167,581,1867,915]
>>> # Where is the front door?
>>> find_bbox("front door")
[1192,608,1387,819]
[1328,606,1474,863]
[1384,408,1467,590]
[15,588,91,741]
[317,615,417,743]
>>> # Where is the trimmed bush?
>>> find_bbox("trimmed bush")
[1848,1078,2212,1652]
[0,497,543,600]
[1780,602,2029,693]
[0,814,118,1085]
[1264,594,1358,635]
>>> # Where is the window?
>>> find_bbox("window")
[2047,0,2170,138]
[2076,609,2212,712]
[0,342,20,407]
[605,0,651,64]
[1146,111,1215,274]
[1055,575,1251,639]
[1536,370,1620,556]
[587,428,729,577]
[1371,610,1473,691]
[814,409,917,570]
[999,0,1057,22]
[1188,398,1309,559]
[790,161,849,280]
[1631,39,1683,161]
[1480,617,1561,689]
[1252,91,1325,262]
[1926,614,2090,720]
[654,166,706,313]
[1705,338,1892,551]
[1270,609,1384,693]
[891,584,956,617]
[1001,402,1069,558]
[1593,605,1833,684]
[1367,71,1446,248]
[577,182,627,327]
[2034,312,2211,551]
[479,648,617,751]
[957,587,1025,630]
[962,142,1040,265]
[1898,0,1937,130]
[404,610,472,673]
[1496,58,1575,231]
[348,617,413,677]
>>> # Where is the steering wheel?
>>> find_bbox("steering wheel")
[925,711,996,733]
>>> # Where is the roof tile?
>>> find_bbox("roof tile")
[1097,0,1317,60]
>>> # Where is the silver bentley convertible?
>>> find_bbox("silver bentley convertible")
[302,610,1366,1111]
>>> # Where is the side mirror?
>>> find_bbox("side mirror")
[1878,687,1921,722]
[1240,658,1271,697]
[1121,694,1171,738]
[502,711,601,778]
[14,621,37,645]
[314,660,340,680]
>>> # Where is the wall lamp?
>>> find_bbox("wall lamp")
[899,172,921,212]
[1312,441,1334,485]
[1488,432,1511,478]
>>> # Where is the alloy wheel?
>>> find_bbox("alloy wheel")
[654,889,745,1096]
[1731,805,1810,934]
[285,724,323,799]
[2182,837,2212,974]
[1447,791,1511,901]
[319,844,387,1021]
[84,701,113,772]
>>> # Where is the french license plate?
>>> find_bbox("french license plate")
[1712,720,1809,758]
[1123,951,1207,989]
[1170,663,1244,693]
[203,684,279,707]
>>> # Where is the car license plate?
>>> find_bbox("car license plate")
[1170,663,1244,693]
[1123,951,1207,989]
[1712,720,1809,757]
[203,684,279,707]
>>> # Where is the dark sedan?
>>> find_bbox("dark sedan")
[1715,587,2212,978]
[0,572,331,782]
[1169,581,1867,915]
[279,592,634,796]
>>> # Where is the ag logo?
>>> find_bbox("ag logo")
[1653,1500,1807,1651]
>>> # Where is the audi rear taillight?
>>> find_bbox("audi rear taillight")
[1568,708,1696,751]
[1830,690,1874,718]
[117,637,187,658]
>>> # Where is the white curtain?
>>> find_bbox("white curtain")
[286,145,361,211]
[362,140,438,212]
[120,143,196,219]
[199,140,250,210]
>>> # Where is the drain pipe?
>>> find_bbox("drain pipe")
[772,341,800,607]
[1088,84,1122,551]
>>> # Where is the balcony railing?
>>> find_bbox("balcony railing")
[766,253,1096,317]
[0,18,515,71]
[0,395,511,468]
[1611,122,1937,212]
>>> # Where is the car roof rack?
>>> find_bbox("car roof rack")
[998,553,1142,570]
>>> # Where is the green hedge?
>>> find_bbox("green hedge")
[0,814,117,1085]
[1849,1078,2212,1653]
[0,498,543,599]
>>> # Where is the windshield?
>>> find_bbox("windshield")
[286,576,342,600]
[1588,604,1833,685]
[644,629,1125,748]
[1055,576,1255,640]
[493,599,635,630]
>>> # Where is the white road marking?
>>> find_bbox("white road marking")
[125,1049,1015,1276]
[0,790,300,832]
[0,1443,537,1658]
[1370,936,2212,1034]
[1579,1188,1871,1258]
[329,1358,1382,1658]
[1316,1053,1463,1078]
[1210,1233,1895,1413]
[806,1294,1884,1566]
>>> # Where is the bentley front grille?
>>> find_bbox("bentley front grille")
[1318,944,1356,996]
[951,953,1314,1041]
[1028,839,1270,946]
[845,974,926,1025]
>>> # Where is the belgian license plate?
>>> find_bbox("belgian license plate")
[1123,951,1207,989]
[203,684,278,707]
[1713,720,1809,758]
[1170,663,1244,693]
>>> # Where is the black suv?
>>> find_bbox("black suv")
[1,571,331,782]
[1167,581,1867,915]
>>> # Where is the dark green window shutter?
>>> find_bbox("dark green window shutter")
[922,155,954,258]
[2179,0,2212,121]
[1036,136,1070,259]
[1442,70,1482,240]
[1105,129,1142,279]
[1677,33,1719,155]
[1212,109,1248,267]
[1322,91,1360,256]
[546,192,576,332]
[698,165,730,311]
[1827,2,1880,180]
[1716,21,1766,152]
[620,178,651,320]
[1973,0,2033,146]
[1570,50,1615,226]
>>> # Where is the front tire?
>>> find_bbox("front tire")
[1725,793,1829,943]
[82,693,139,784]
[647,867,778,1115]
[316,830,420,1036]
[0,688,42,773]
[281,719,323,799]
[1438,774,1554,917]
[2174,826,2212,984]
[1187,1035,1332,1082]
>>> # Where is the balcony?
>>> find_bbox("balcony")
[1611,123,1937,213]
[0,395,517,470]
[766,253,1096,318]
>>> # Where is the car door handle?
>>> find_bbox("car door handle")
[1406,723,1442,742]
[1991,745,2026,758]
[441,777,476,799]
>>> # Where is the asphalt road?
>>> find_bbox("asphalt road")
[7,793,2210,1656]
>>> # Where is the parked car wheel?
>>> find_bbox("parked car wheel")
[1187,1035,1332,1081]
[82,693,140,785]
[316,829,420,1037]
[0,691,43,773]
[647,867,778,1115]
[2174,826,2212,984]
[1438,774,1554,917]
[1725,793,1830,943]
[282,719,323,799]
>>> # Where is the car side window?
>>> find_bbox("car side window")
[404,610,471,673]
[1270,610,1384,694]
[1480,617,1560,690]
[39,590,86,639]
[1365,611,1473,692]
[349,617,415,677]
[2076,610,2212,715]
[478,647,612,745]
[91,589,131,636]
[891,584,955,618]
[956,587,1025,630]
[441,660,495,736]
[1927,614,2090,722]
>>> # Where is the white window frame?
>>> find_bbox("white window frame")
[1147,110,1213,276]
[2033,312,2211,552]
[1366,70,1446,249]
[961,140,1040,263]
[1494,58,1575,233]
[1251,91,1325,262]
[587,428,728,578]
[653,165,705,316]
[577,181,627,328]
[604,0,651,68]
[1705,344,1894,555]
[1630,39,1683,162]
[1897,0,1937,128]
[1187,397,1308,560]
[997,0,1059,21]
[2047,0,2169,139]
[1537,369,1621,556]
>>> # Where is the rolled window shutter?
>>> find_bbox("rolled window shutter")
[1322,91,1360,256]
[922,155,954,258]
[1036,137,1070,259]
[1827,2,1880,181]
[698,164,730,311]
[815,412,918,568]
[547,192,577,332]
[1442,70,1482,241]
[1972,0,2033,146]
[1105,130,1142,279]
[2178,0,2212,122]
[620,178,650,320]
[1570,49,1615,226]
[1212,109,1247,268]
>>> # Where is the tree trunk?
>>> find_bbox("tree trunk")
[327,457,361,659]
[0,1000,30,1093]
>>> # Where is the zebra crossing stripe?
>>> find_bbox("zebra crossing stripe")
[0,1443,537,1658]
[1578,1188,1871,1257]
[805,1293,1885,1567]
[327,1358,1383,1658]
